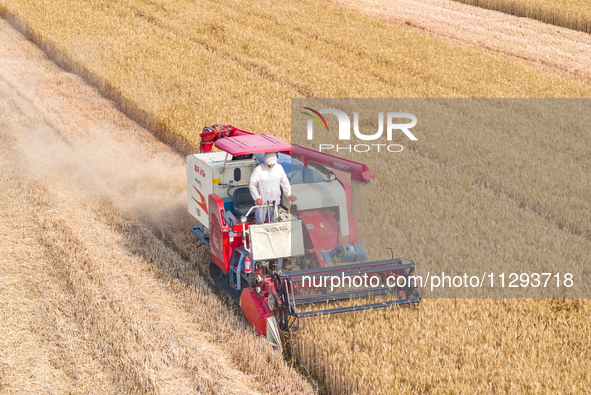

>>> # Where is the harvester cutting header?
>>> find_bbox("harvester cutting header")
[188,124,420,348]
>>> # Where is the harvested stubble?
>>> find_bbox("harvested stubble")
[0,162,311,394]
[452,0,591,34]
[0,21,313,394]
[1,0,591,393]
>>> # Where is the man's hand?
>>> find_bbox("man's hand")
[288,195,297,203]
[256,198,263,206]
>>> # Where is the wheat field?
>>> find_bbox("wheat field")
[1,0,590,393]
[330,0,591,84]
[452,0,591,33]
[1,0,590,152]
[290,115,591,392]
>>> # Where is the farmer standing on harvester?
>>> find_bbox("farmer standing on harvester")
[249,152,296,224]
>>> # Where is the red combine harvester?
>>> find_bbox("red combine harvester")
[188,125,420,348]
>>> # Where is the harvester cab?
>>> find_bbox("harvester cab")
[188,125,421,349]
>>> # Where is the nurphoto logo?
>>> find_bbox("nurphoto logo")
[302,107,417,153]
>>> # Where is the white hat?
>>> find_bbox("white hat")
[264,152,278,166]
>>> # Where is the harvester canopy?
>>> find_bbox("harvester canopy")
[214,133,291,155]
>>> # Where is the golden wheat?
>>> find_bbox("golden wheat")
[453,0,591,33]
[330,0,591,85]
[294,298,590,394]
[1,0,590,155]
[286,133,591,393]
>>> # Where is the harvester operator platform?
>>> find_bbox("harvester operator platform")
[249,152,297,224]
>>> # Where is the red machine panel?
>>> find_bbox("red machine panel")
[300,208,342,268]
[208,195,225,271]
[240,288,273,336]
[208,194,250,274]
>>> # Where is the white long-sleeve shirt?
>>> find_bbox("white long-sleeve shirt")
[249,162,291,205]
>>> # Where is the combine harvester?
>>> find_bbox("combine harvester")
[188,125,421,348]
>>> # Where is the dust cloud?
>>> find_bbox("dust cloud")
[12,123,190,227]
